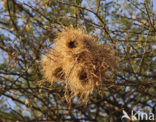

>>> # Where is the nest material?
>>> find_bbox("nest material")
[40,27,118,103]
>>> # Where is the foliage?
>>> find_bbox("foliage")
[0,0,155,121]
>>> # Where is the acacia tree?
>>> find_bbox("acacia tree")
[0,0,155,121]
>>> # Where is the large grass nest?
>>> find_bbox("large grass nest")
[40,27,118,104]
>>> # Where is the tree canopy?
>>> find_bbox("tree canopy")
[0,0,156,121]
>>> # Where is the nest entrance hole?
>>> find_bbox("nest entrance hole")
[68,41,77,48]
[79,69,88,84]
[53,67,65,80]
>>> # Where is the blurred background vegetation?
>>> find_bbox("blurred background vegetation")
[0,0,156,121]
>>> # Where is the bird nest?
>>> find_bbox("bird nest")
[40,27,118,104]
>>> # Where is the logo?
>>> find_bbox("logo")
[121,110,131,120]
[121,110,155,121]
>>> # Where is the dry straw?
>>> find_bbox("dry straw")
[40,27,118,103]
